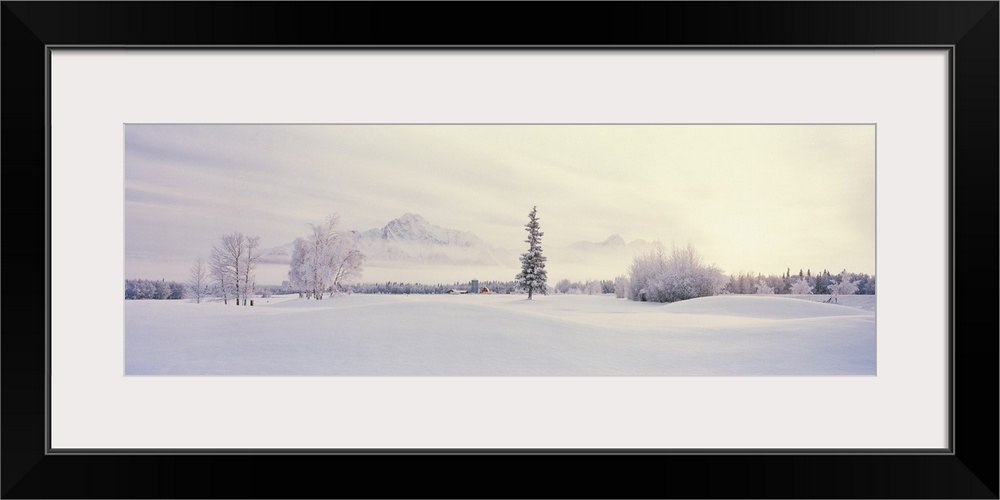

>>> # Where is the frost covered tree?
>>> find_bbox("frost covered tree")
[288,214,365,300]
[829,272,859,296]
[168,281,186,299]
[208,246,232,305]
[208,231,260,305]
[329,233,365,293]
[614,275,628,299]
[241,235,261,305]
[627,243,725,303]
[220,231,246,305]
[790,277,813,294]
[125,279,186,300]
[154,279,170,300]
[187,257,208,303]
[288,237,312,298]
[627,249,667,301]
[755,279,774,294]
[208,245,232,304]
[515,206,548,299]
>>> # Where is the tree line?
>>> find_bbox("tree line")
[721,268,875,296]
[344,280,521,295]
[614,243,875,303]
[124,279,186,300]
[553,279,615,295]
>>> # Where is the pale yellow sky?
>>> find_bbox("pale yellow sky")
[125,124,875,280]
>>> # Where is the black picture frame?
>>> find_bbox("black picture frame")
[3,2,996,498]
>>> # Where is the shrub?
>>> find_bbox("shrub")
[627,244,725,303]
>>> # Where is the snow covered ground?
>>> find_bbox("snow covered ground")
[124,294,875,376]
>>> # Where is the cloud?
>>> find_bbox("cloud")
[124,124,876,280]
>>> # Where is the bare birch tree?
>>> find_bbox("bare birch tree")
[241,235,261,305]
[209,231,261,306]
[209,245,233,305]
[187,257,208,303]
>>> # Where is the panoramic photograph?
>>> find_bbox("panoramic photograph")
[124,124,876,376]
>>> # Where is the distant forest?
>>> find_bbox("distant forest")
[722,269,875,295]
[125,268,873,300]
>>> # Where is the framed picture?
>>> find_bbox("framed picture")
[4,2,996,498]
[117,122,879,377]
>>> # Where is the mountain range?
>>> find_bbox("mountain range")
[260,213,512,267]
[259,213,660,272]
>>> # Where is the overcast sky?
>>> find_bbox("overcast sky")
[124,124,875,281]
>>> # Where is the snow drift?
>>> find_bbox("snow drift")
[125,294,875,376]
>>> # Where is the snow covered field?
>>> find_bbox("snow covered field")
[125,294,875,376]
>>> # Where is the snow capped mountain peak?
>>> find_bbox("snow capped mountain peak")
[397,212,427,224]
[346,213,514,267]
[374,213,480,247]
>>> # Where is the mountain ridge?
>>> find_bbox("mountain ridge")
[261,213,511,267]
[260,214,661,271]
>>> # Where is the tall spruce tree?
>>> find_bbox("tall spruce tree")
[516,206,548,299]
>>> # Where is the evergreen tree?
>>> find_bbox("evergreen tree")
[515,206,548,299]
[813,270,831,295]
